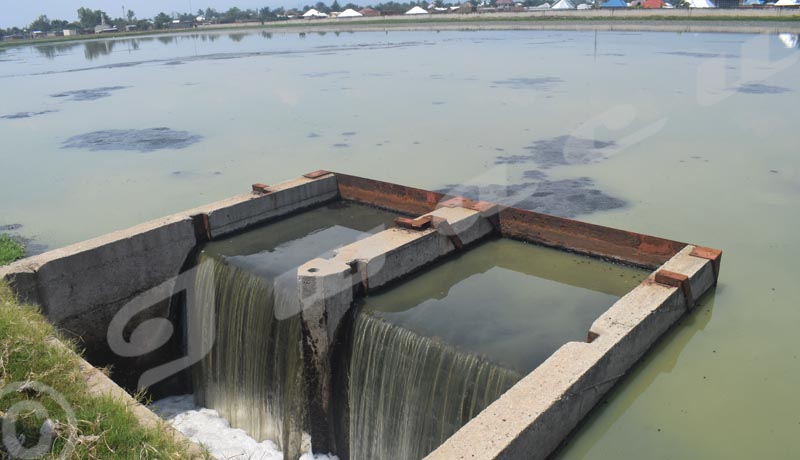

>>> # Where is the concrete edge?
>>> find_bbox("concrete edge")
[296,204,497,452]
[424,245,718,460]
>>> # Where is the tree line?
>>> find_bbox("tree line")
[2,1,575,38]
[0,2,405,37]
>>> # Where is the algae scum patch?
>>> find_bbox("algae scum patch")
[495,135,617,168]
[441,176,626,218]
[62,128,203,152]
[50,86,129,101]
[1,110,58,120]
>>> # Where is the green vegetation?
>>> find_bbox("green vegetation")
[0,282,195,459]
[1,12,798,49]
[2,1,799,45]
[0,234,25,266]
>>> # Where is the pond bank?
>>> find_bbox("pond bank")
[2,10,799,49]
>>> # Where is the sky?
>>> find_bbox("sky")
[0,1,312,29]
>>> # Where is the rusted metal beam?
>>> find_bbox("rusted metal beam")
[654,269,695,308]
[303,170,332,179]
[331,173,689,269]
[251,183,271,194]
[334,173,444,216]
[497,207,686,269]
[690,246,722,280]
[395,215,433,230]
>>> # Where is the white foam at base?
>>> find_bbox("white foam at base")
[151,395,338,460]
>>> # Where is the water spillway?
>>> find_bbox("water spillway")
[342,239,648,460]
[190,211,649,460]
[346,313,520,460]
[190,201,398,458]
[1,172,721,460]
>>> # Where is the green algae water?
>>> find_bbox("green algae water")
[2,28,799,459]
[190,202,397,458]
[343,239,647,460]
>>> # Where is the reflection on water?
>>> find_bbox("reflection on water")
[84,40,116,60]
[228,33,247,42]
[157,35,177,45]
[35,43,80,59]
[779,33,798,49]
[552,291,718,460]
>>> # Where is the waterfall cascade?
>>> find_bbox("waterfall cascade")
[346,312,520,460]
[193,253,307,459]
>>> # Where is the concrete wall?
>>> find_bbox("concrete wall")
[0,174,338,391]
[424,245,719,460]
[297,203,496,452]
[0,171,722,460]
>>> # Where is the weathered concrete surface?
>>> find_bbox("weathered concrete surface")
[0,173,339,392]
[297,203,496,453]
[189,174,338,238]
[298,259,354,452]
[424,245,718,460]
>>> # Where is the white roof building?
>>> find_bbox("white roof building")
[551,0,577,8]
[303,9,329,18]
[686,0,715,7]
[405,6,431,14]
[775,0,800,5]
[338,8,364,17]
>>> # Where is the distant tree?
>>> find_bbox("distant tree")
[332,0,343,10]
[344,3,362,9]
[222,7,242,22]
[153,12,172,29]
[77,8,106,30]
[259,7,275,23]
[205,7,219,18]
[50,19,70,30]
[316,2,331,13]
[135,19,152,30]
[127,10,136,22]
[30,15,53,32]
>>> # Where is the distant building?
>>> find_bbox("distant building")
[169,20,194,29]
[94,15,118,34]
[496,0,515,8]
[359,8,381,16]
[455,2,475,13]
[63,29,78,36]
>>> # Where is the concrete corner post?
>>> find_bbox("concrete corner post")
[297,258,355,454]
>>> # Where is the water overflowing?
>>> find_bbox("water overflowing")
[188,202,397,458]
[2,28,799,460]
[192,254,306,458]
[342,239,646,460]
[346,313,520,460]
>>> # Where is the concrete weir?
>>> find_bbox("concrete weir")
[0,171,721,460]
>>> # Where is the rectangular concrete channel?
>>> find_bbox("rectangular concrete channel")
[0,171,721,460]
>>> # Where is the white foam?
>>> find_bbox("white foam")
[150,395,338,460]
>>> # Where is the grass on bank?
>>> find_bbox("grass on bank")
[0,235,25,266]
[0,281,196,460]
[1,12,799,49]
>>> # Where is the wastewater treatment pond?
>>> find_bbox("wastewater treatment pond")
[172,194,649,460]
[345,239,648,460]
[2,26,798,460]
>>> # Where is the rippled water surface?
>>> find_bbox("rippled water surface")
[1,28,799,459]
